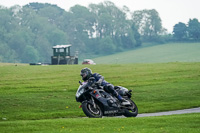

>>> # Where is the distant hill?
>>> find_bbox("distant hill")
[93,43,200,64]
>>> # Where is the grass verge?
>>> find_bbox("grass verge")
[0,62,200,121]
[0,113,199,133]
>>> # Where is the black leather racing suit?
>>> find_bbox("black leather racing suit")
[91,73,119,97]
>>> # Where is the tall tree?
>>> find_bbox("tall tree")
[68,5,96,54]
[90,1,131,38]
[173,22,187,40]
[188,18,200,40]
[89,1,138,53]
[132,9,163,41]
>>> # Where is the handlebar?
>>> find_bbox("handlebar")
[78,77,103,89]
[79,81,82,85]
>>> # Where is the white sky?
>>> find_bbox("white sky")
[0,0,199,33]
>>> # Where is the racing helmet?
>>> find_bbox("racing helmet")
[80,67,92,81]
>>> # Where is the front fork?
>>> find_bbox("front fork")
[91,96,97,109]
[80,96,97,109]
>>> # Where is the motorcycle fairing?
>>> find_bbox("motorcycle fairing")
[89,89,123,115]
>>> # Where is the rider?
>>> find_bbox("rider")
[80,67,130,105]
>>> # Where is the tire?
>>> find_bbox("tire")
[123,99,138,117]
[82,101,103,118]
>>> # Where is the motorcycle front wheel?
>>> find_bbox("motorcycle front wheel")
[123,99,138,117]
[82,101,103,118]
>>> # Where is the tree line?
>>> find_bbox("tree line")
[173,18,200,41]
[0,1,199,63]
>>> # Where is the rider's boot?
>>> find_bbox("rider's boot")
[117,95,131,105]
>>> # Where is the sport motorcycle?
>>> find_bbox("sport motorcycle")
[75,77,138,118]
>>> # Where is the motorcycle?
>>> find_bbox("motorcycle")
[75,77,138,118]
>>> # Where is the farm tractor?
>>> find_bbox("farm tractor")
[51,45,78,65]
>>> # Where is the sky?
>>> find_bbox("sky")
[0,0,199,33]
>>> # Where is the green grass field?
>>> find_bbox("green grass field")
[1,113,199,133]
[1,42,200,133]
[0,62,200,132]
[93,43,200,64]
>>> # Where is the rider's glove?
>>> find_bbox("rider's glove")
[88,86,93,90]
[95,77,103,86]
[95,81,101,86]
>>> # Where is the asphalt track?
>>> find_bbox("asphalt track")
[101,107,200,118]
[137,107,200,117]
[81,107,200,118]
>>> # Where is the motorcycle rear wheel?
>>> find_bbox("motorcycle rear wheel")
[123,99,138,117]
[82,101,103,118]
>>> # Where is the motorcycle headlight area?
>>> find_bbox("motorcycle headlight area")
[76,88,85,97]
